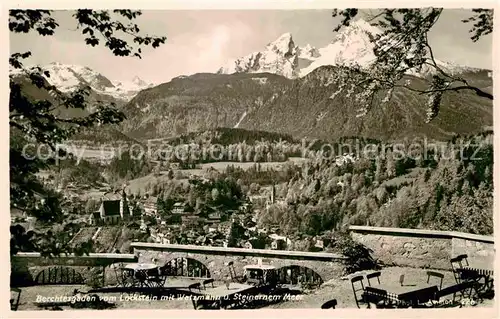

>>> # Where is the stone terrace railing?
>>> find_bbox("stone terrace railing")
[11,226,493,287]
[131,242,347,282]
[349,226,494,270]
[131,242,346,260]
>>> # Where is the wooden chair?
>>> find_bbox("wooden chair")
[366,271,381,286]
[399,274,405,286]
[457,254,470,266]
[147,264,169,288]
[203,278,215,289]
[350,275,367,309]
[321,299,338,309]
[10,288,22,311]
[450,255,469,283]
[227,261,246,283]
[113,264,135,288]
[111,263,125,286]
[426,271,444,289]
[134,270,150,288]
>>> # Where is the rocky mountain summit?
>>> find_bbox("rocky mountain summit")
[217,19,484,79]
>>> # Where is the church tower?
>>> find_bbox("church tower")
[270,184,276,204]
[120,188,129,218]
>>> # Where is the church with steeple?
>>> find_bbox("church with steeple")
[88,188,137,225]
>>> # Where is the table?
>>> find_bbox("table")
[397,285,439,306]
[203,282,253,298]
[124,263,158,271]
[123,263,159,288]
[461,266,494,277]
[365,285,439,308]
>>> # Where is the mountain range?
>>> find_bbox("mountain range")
[217,19,485,79]
[11,19,493,145]
[119,67,492,143]
[10,62,154,103]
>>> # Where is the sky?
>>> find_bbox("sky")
[9,9,493,84]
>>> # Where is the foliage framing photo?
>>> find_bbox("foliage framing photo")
[331,8,493,120]
[9,9,166,257]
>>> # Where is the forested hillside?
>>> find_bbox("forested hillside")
[255,132,494,236]
[120,67,493,142]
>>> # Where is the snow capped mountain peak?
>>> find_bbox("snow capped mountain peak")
[131,75,148,87]
[298,44,320,59]
[275,32,292,40]
[41,62,116,92]
[298,19,381,75]
[218,18,483,80]
[217,32,300,78]
[113,76,154,99]
[10,62,153,101]
[266,32,295,54]
[433,60,483,75]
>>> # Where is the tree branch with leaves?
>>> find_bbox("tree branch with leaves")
[331,8,493,122]
[9,9,166,257]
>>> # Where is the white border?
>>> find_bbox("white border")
[2,1,498,319]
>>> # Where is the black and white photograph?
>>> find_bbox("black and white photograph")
[7,3,496,313]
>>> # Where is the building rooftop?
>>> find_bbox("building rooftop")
[102,192,122,201]
[101,200,121,216]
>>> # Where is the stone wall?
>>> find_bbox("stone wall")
[11,252,137,287]
[14,227,491,288]
[452,237,495,266]
[131,243,347,282]
[349,226,494,270]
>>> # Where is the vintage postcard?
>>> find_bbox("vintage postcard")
[6,1,497,317]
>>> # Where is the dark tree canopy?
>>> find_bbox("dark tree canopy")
[9,9,166,257]
[331,8,493,122]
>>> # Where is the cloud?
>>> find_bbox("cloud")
[10,10,492,85]
[190,25,231,72]
[139,22,255,82]
[175,22,254,75]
